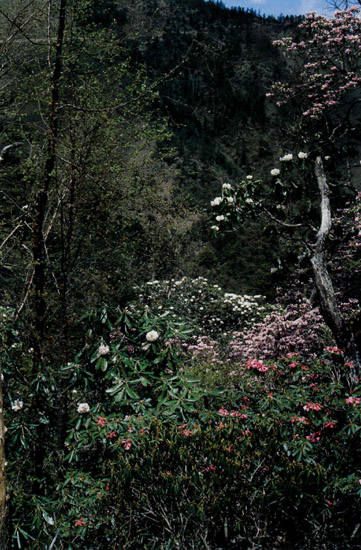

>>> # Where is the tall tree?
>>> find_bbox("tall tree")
[0,0,178,542]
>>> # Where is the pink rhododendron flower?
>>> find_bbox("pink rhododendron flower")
[324,421,336,428]
[306,431,321,442]
[346,396,361,405]
[326,346,344,354]
[303,402,322,411]
[230,410,247,418]
[218,407,229,416]
[246,358,269,372]
[96,416,107,426]
[291,416,309,424]
[120,438,132,450]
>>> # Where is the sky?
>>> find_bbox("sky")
[208,0,335,17]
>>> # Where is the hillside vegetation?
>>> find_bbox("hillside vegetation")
[1,1,361,548]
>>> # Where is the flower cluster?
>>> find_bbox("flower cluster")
[280,153,293,162]
[218,407,247,418]
[210,150,311,236]
[146,330,159,342]
[11,399,23,412]
[77,403,90,414]
[246,358,269,372]
[326,346,344,355]
[96,415,107,426]
[271,8,361,119]
[345,396,361,405]
[303,402,323,411]
[132,277,266,336]
[229,302,326,362]
[98,344,110,356]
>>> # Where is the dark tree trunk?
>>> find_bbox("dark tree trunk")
[31,0,68,490]
[32,0,67,367]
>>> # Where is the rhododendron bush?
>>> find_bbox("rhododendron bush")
[229,301,328,362]
[35,349,361,548]
[131,277,267,336]
[271,8,361,119]
[4,296,361,549]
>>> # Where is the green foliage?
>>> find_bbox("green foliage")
[2,2,361,549]
[4,299,361,548]
[58,351,361,549]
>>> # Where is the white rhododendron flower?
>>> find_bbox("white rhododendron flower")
[279,153,293,162]
[77,403,90,414]
[270,168,280,176]
[245,198,254,204]
[210,196,222,206]
[146,330,159,342]
[211,225,219,231]
[246,175,253,180]
[98,344,110,355]
[215,215,225,222]
[222,183,232,190]
[12,399,23,412]
[226,197,234,204]
[298,151,308,159]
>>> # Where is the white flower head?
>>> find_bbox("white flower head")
[215,215,225,222]
[298,151,308,159]
[222,183,232,190]
[245,198,254,205]
[12,399,23,412]
[271,168,280,176]
[77,403,90,414]
[226,197,234,204]
[98,344,110,356]
[211,225,219,231]
[280,153,293,162]
[246,175,253,180]
[210,196,222,207]
[146,330,159,342]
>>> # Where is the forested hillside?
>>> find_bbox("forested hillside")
[1,1,361,548]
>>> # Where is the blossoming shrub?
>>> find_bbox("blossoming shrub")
[51,350,361,549]
[271,8,361,120]
[131,277,268,336]
[229,301,330,363]
[4,304,361,549]
[4,305,220,548]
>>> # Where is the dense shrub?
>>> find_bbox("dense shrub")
[229,301,329,362]
[4,304,361,549]
[131,277,268,336]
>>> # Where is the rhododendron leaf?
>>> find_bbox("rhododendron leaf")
[114,389,125,403]
[126,386,139,399]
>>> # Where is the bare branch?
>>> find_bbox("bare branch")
[263,208,305,228]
